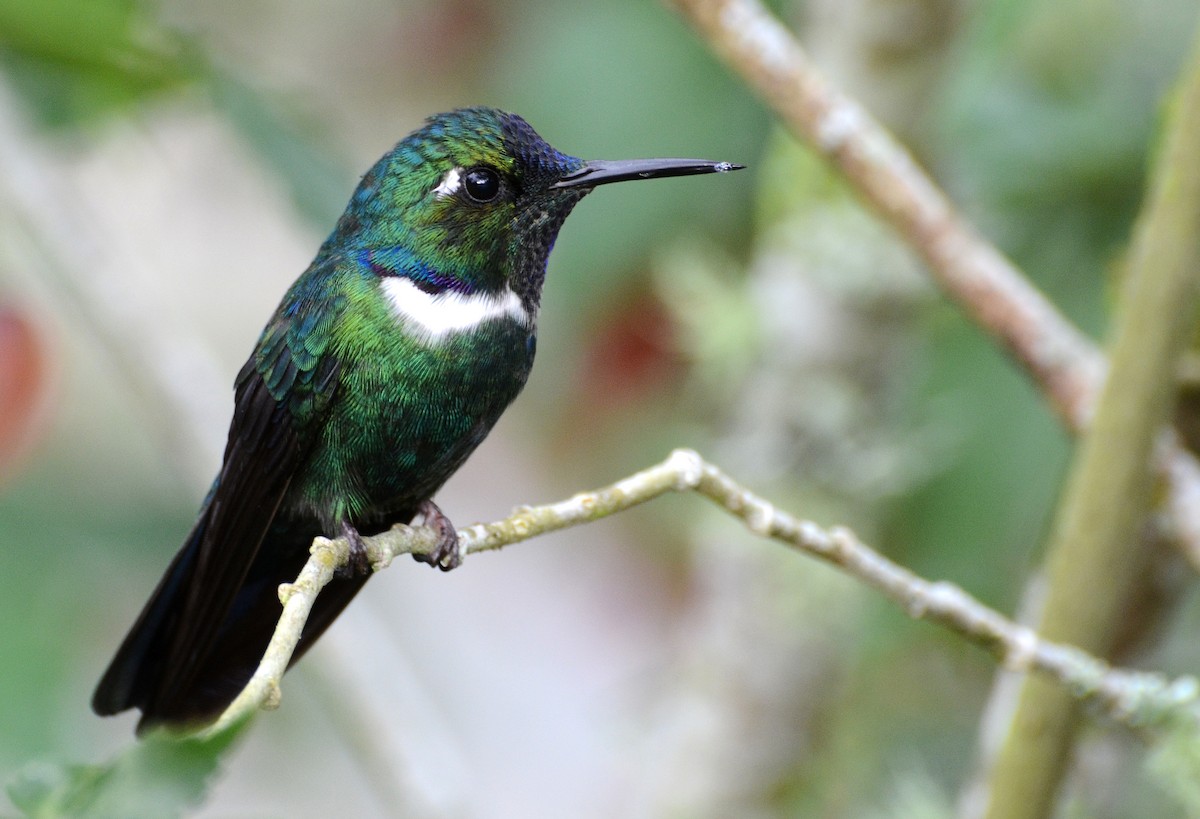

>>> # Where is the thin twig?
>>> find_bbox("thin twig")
[201,449,1200,738]
[664,0,1200,568]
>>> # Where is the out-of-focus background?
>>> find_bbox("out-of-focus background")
[2,0,1199,816]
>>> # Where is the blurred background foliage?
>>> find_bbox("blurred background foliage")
[1,0,1198,816]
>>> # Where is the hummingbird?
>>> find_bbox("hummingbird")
[91,107,741,733]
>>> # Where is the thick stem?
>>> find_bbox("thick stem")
[982,23,1200,819]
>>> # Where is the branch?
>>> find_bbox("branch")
[201,450,1200,739]
[666,0,1102,426]
[663,0,1200,568]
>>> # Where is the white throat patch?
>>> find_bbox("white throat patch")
[380,276,529,340]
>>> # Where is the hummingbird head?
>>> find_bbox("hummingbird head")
[332,107,741,312]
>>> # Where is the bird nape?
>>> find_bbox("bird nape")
[92,107,742,733]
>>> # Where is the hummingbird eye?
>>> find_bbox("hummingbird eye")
[462,167,501,203]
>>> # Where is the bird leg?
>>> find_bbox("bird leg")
[338,520,373,577]
[411,499,462,571]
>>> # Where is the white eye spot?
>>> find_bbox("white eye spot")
[433,167,462,199]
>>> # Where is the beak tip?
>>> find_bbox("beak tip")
[554,158,746,189]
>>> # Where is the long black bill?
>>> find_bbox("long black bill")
[553,157,744,189]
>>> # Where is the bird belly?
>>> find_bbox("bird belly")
[286,317,534,529]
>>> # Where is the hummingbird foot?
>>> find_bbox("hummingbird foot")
[412,499,462,572]
[338,520,373,577]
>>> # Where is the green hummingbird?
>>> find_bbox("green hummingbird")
[91,107,741,732]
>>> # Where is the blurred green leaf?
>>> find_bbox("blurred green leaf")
[8,728,242,818]
[938,0,1196,332]
[0,0,196,126]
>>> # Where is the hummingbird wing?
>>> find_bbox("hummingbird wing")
[92,273,352,729]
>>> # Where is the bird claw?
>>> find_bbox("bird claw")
[337,521,373,578]
[411,499,462,572]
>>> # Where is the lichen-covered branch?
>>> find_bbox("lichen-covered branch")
[201,450,1200,738]
[664,0,1200,569]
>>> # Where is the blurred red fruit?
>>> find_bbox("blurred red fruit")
[0,305,53,483]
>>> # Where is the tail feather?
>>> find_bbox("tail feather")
[138,563,369,732]
[92,514,374,732]
[91,516,207,717]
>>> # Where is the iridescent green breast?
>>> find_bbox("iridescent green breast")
[284,265,535,528]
